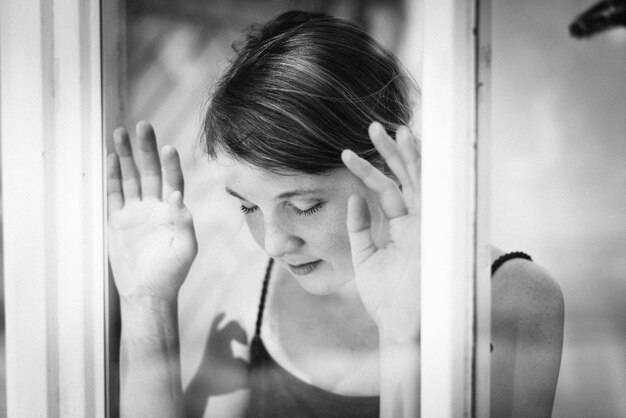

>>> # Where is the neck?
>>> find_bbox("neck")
[279,267,374,328]
[322,278,369,314]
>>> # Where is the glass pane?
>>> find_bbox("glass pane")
[108,1,422,416]
[491,1,626,416]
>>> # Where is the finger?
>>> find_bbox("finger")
[168,191,198,257]
[396,126,421,191]
[136,121,162,199]
[368,122,412,194]
[113,127,141,200]
[396,126,421,214]
[346,194,377,266]
[342,149,408,220]
[369,122,416,212]
[107,153,124,214]
[161,145,184,198]
[168,191,193,230]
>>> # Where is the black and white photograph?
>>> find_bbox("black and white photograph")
[0,0,625,417]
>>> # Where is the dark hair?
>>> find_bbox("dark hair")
[202,10,416,175]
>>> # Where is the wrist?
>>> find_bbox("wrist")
[378,328,420,418]
[120,295,180,348]
[120,293,179,310]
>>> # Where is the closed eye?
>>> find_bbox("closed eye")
[290,202,323,216]
[239,202,324,216]
[240,204,258,214]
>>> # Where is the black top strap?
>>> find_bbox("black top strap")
[491,251,532,275]
[254,258,274,338]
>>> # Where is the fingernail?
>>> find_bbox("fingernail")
[369,122,380,137]
[113,127,126,143]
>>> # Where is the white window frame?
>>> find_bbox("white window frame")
[421,0,491,416]
[0,0,107,416]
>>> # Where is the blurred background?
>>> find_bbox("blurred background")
[491,1,626,416]
[1,0,625,416]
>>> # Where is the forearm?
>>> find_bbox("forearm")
[120,296,185,418]
[379,334,420,418]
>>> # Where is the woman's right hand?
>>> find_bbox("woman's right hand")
[107,121,198,301]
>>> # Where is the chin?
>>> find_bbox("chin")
[296,280,336,296]
[277,259,355,296]
[292,269,355,297]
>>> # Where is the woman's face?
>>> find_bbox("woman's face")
[217,153,388,296]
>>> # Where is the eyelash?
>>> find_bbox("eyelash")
[291,203,323,216]
[239,203,324,217]
[239,205,258,215]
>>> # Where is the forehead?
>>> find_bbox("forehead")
[215,153,358,198]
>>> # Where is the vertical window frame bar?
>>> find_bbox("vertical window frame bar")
[101,1,126,416]
[0,0,106,416]
[474,0,492,416]
[421,0,490,416]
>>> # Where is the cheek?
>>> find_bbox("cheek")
[318,206,352,262]
[333,233,353,265]
[323,226,354,277]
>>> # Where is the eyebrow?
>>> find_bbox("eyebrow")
[225,187,324,201]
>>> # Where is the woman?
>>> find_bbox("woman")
[108,11,564,418]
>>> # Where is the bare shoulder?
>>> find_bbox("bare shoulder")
[491,249,564,318]
[490,247,564,417]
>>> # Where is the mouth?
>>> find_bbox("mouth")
[288,260,322,276]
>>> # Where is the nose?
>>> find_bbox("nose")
[263,217,304,259]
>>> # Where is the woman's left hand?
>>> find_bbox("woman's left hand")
[341,122,421,343]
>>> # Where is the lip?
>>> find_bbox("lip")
[288,260,322,276]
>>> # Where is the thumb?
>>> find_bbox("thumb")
[347,194,377,266]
